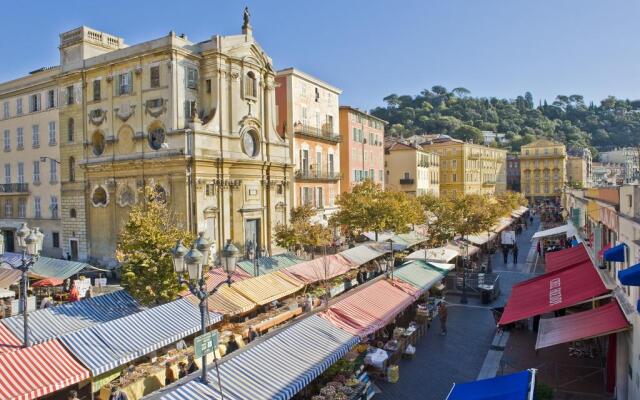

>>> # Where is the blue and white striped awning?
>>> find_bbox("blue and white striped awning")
[2,290,140,344]
[1,252,92,280]
[60,298,222,375]
[158,315,359,400]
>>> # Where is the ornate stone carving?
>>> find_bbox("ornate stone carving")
[90,185,109,208]
[145,98,166,117]
[229,71,240,80]
[88,109,107,125]
[115,104,136,122]
[106,75,113,83]
[117,184,136,207]
[134,65,143,75]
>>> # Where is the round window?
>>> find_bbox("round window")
[148,126,166,150]
[92,132,105,156]
[242,130,259,158]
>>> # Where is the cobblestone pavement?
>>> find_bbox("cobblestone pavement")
[376,215,542,399]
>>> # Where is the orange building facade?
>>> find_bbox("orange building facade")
[275,68,342,223]
[338,106,386,192]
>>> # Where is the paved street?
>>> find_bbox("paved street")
[377,215,541,399]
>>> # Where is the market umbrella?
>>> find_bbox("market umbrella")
[32,278,64,287]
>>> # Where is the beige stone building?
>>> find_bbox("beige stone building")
[55,21,291,264]
[567,148,592,188]
[275,68,341,223]
[519,139,567,200]
[0,67,62,257]
[422,138,506,198]
[384,142,439,196]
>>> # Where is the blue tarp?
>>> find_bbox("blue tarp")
[604,244,626,262]
[619,263,640,286]
[158,315,360,400]
[447,370,532,400]
[60,298,221,375]
[1,290,140,344]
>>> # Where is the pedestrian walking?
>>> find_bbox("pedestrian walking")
[502,245,509,264]
[165,361,176,385]
[513,245,519,264]
[109,386,129,400]
[438,301,448,336]
[536,241,541,257]
[67,390,80,400]
[178,362,188,378]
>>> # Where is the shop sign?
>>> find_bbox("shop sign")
[195,330,218,359]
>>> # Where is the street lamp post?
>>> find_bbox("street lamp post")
[246,241,262,277]
[386,238,395,282]
[460,239,469,304]
[0,222,43,347]
[171,235,239,390]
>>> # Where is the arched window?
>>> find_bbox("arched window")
[148,124,166,150]
[91,186,108,207]
[151,184,167,204]
[245,71,257,98]
[68,118,74,142]
[69,156,75,182]
[92,131,105,156]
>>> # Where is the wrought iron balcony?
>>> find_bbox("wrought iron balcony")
[295,170,342,181]
[400,178,415,185]
[0,183,29,194]
[293,124,341,143]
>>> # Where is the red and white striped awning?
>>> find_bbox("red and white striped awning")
[0,339,90,400]
[0,324,21,354]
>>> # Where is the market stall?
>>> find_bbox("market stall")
[156,315,360,400]
[0,323,21,354]
[1,290,140,345]
[320,280,415,338]
[279,255,355,284]
[339,244,389,266]
[446,369,536,400]
[60,297,221,376]
[237,253,304,277]
[405,246,459,263]
[0,339,90,400]
[228,272,304,306]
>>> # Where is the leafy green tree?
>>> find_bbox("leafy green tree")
[333,180,424,241]
[274,205,331,252]
[117,187,194,305]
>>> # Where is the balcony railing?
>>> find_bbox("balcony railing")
[293,124,341,143]
[400,178,415,185]
[295,170,342,181]
[0,183,29,194]
[482,181,496,187]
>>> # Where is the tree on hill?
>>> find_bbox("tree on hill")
[371,87,640,154]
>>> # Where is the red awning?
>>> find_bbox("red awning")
[320,280,415,337]
[498,261,608,326]
[536,301,629,349]
[280,254,355,284]
[598,244,612,259]
[545,244,591,273]
[0,324,21,355]
[0,339,90,400]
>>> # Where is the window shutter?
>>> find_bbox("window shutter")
[74,85,81,104]
[37,93,42,110]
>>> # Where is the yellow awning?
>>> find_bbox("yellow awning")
[229,273,304,305]
[587,200,600,222]
[187,285,257,316]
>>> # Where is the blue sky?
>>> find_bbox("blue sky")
[1,0,639,110]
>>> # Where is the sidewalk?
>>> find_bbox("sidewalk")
[376,304,497,400]
[501,329,611,400]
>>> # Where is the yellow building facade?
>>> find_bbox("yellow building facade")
[0,68,62,257]
[57,22,291,264]
[422,139,506,198]
[519,139,567,200]
[384,142,439,197]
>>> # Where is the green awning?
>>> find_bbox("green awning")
[236,253,304,277]
[394,260,446,294]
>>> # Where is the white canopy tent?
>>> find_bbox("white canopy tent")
[531,223,578,240]
[405,247,459,263]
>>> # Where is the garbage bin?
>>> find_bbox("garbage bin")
[480,285,493,304]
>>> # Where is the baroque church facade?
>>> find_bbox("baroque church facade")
[57,16,292,264]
